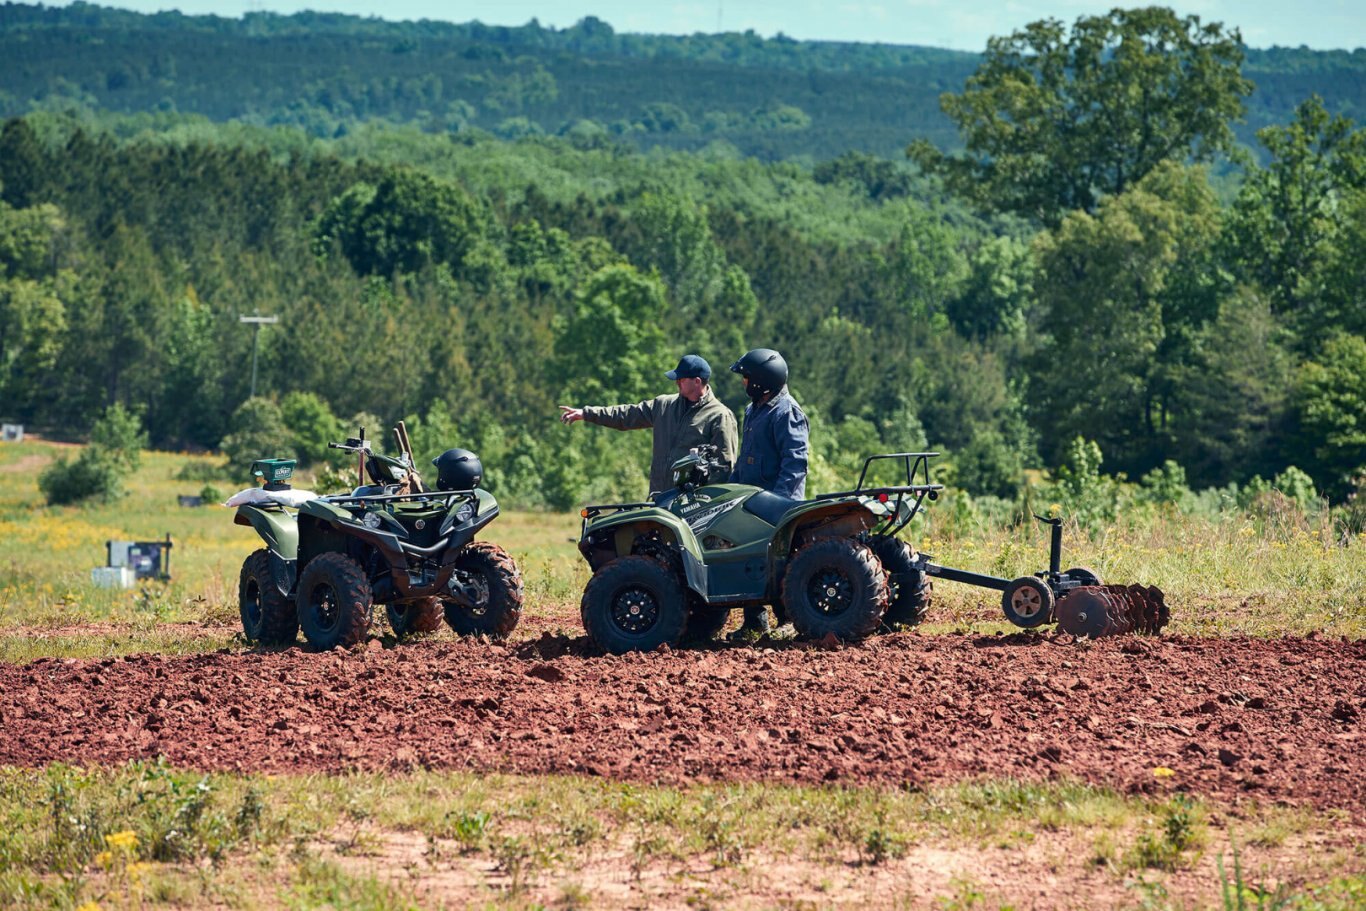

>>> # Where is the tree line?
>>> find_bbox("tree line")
[0,6,1361,514]
[1,3,1363,160]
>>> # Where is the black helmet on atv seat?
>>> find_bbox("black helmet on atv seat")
[432,448,483,491]
[730,348,788,402]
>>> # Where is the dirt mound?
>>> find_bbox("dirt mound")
[2,632,1363,811]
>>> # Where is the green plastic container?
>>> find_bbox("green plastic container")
[251,458,296,485]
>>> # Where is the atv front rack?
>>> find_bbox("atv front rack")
[322,489,477,505]
[817,452,943,539]
[579,501,658,536]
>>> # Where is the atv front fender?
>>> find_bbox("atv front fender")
[578,509,708,596]
[234,504,299,559]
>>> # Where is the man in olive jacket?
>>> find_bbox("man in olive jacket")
[558,355,739,497]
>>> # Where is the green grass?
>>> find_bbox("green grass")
[0,763,1361,910]
[0,439,1361,661]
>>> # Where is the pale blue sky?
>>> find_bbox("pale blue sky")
[50,1,1366,52]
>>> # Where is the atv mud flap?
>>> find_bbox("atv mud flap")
[1054,584,1170,637]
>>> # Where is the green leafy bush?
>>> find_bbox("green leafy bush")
[38,445,121,505]
[89,402,148,470]
[38,403,148,505]
[280,390,342,467]
[218,397,295,475]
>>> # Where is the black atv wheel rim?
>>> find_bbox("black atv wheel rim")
[610,584,660,634]
[808,569,854,616]
[244,579,263,628]
[454,569,491,618]
[308,582,341,632]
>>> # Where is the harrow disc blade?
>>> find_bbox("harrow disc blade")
[1055,589,1113,638]
[1054,584,1171,638]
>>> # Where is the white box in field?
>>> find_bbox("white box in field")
[91,566,136,589]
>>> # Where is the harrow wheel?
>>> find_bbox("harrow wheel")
[1001,576,1054,629]
[1055,589,1112,638]
[581,555,687,654]
[1063,566,1103,586]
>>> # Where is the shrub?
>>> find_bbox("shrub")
[219,397,294,475]
[1050,437,1120,528]
[1332,475,1366,539]
[38,403,148,505]
[280,391,341,467]
[89,402,148,470]
[38,447,121,505]
[955,429,1026,499]
[1139,460,1193,511]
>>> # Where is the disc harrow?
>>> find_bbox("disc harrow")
[1054,584,1170,638]
[908,514,1172,638]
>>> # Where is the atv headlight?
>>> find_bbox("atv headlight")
[361,512,382,530]
[454,501,476,524]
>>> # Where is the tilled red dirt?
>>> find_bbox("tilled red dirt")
[3,632,1364,812]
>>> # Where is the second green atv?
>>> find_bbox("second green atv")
[234,425,523,651]
[576,447,941,653]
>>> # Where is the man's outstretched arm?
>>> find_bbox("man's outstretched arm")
[564,399,659,431]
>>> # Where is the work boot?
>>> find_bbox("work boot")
[727,605,771,643]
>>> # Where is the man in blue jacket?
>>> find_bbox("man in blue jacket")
[728,347,809,638]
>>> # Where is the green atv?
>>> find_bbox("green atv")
[576,446,942,653]
[233,425,523,650]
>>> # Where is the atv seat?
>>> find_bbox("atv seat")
[743,490,802,526]
[350,485,388,498]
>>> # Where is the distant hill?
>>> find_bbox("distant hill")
[1,2,1362,159]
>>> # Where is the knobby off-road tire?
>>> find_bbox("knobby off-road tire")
[782,538,889,642]
[387,596,443,638]
[239,549,298,645]
[581,555,688,655]
[870,537,932,628]
[297,552,373,650]
[443,541,523,640]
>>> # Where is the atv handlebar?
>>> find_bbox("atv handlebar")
[327,438,371,454]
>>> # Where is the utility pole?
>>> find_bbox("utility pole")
[238,313,279,400]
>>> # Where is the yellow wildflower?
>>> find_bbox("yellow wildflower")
[104,830,139,851]
[94,850,113,869]
[1152,767,1175,779]
[127,861,154,883]
[75,903,102,911]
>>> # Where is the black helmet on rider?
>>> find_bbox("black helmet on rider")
[730,348,788,403]
[432,448,483,491]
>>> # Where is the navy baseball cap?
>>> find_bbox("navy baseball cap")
[665,354,711,381]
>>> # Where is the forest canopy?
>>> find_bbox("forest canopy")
[0,3,1361,511]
